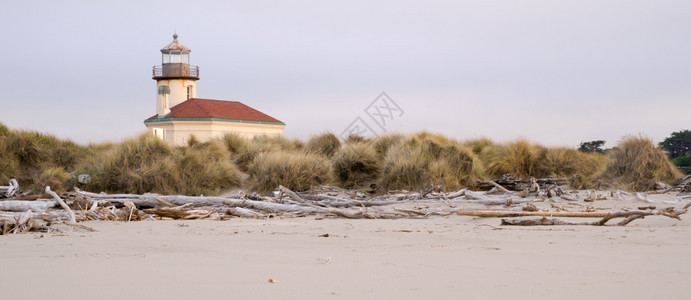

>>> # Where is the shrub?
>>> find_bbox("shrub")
[598,136,683,191]
[660,129,691,159]
[305,132,341,157]
[578,140,606,153]
[332,142,381,189]
[248,151,332,193]
[672,155,691,174]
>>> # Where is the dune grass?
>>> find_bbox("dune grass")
[232,135,304,172]
[597,136,683,191]
[75,134,242,195]
[372,133,404,156]
[464,137,495,155]
[381,136,484,192]
[480,139,547,179]
[331,142,381,189]
[174,140,243,195]
[248,150,332,193]
[0,121,683,194]
[305,132,341,157]
[0,125,89,190]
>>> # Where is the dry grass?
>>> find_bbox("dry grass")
[428,143,484,190]
[380,142,429,191]
[76,133,180,194]
[598,136,683,191]
[464,137,495,155]
[372,133,404,156]
[480,139,547,179]
[1,122,683,194]
[34,167,71,194]
[0,126,88,188]
[248,151,332,193]
[75,134,242,195]
[221,133,248,154]
[233,135,304,172]
[174,140,243,195]
[380,135,484,192]
[537,147,607,178]
[305,132,341,157]
[331,142,381,189]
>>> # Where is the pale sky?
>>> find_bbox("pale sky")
[1,0,690,148]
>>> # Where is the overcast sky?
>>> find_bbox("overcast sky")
[1,0,689,147]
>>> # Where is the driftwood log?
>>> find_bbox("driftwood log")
[501,202,691,226]
[0,200,56,212]
[3,183,689,228]
[0,179,21,198]
[477,176,567,191]
[457,210,610,218]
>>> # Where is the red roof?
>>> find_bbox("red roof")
[146,98,284,124]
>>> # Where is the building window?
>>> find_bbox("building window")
[186,86,193,99]
[153,128,165,140]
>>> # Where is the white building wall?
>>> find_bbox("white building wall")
[145,120,285,146]
[155,79,197,116]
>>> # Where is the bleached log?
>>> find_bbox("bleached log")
[488,181,511,194]
[0,179,20,198]
[226,207,264,218]
[278,185,305,202]
[501,202,691,226]
[2,179,20,198]
[75,188,255,208]
[454,194,538,206]
[0,200,56,212]
[445,189,466,199]
[45,186,75,223]
[464,190,493,201]
[456,210,610,218]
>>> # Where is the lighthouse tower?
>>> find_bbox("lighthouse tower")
[152,34,199,117]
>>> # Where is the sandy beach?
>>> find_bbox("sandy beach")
[2,196,691,299]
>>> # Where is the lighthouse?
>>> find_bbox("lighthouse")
[152,34,199,117]
[145,34,285,146]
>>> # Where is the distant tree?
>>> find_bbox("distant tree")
[660,130,691,159]
[578,140,606,153]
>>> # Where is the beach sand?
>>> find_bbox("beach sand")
[2,195,691,299]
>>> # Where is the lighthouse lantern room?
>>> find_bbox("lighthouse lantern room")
[152,34,199,117]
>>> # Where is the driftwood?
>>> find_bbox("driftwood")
[0,183,679,225]
[501,202,691,226]
[0,179,21,198]
[0,200,56,212]
[0,209,35,234]
[46,186,75,223]
[477,176,567,191]
[457,210,610,218]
